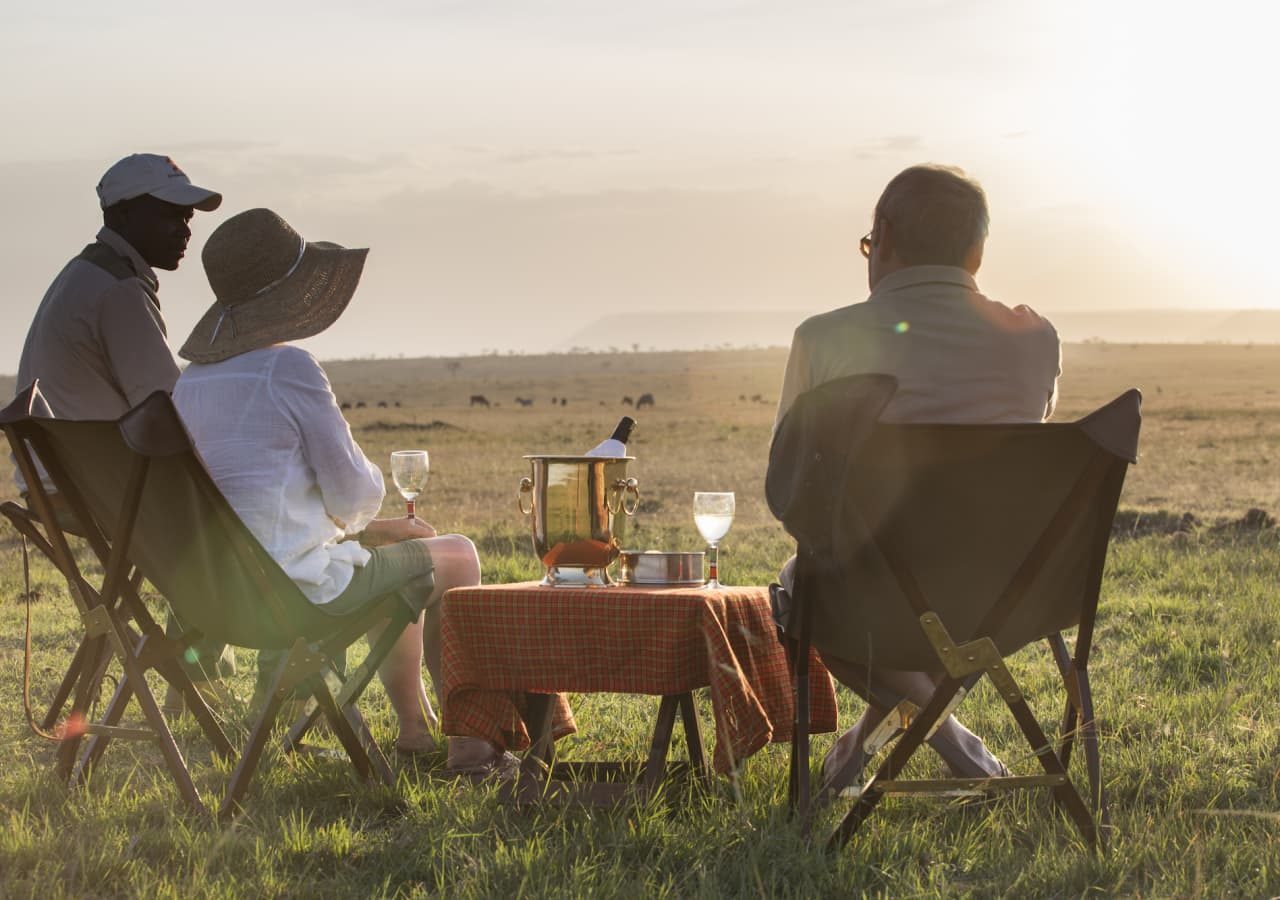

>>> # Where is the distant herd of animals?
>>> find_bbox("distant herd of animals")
[337,392,774,410]
[466,393,658,409]
[340,400,401,410]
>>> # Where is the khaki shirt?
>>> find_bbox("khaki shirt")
[16,227,179,419]
[773,266,1060,435]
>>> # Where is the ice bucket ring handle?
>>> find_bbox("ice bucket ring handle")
[517,477,534,515]
[608,477,641,516]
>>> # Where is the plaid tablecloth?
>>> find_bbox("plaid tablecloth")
[440,582,837,774]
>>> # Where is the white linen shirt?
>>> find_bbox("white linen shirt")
[173,345,383,606]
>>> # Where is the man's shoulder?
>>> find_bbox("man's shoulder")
[973,292,1059,345]
[794,301,876,338]
[49,253,126,301]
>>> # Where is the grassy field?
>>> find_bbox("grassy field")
[2,343,1280,896]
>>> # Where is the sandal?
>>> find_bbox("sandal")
[443,750,521,779]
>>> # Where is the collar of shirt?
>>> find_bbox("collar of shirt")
[868,265,978,302]
[96,226,160,293]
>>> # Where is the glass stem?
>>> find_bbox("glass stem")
[708,543,718,584]
[406,498,415,520]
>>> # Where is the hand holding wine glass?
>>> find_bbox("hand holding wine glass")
[390,450,429,519]
[694,491,735,589]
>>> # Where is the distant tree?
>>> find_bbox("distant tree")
[446,360,462,377]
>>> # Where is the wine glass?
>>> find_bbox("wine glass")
[693,491,735,589]
[390,450,429,519]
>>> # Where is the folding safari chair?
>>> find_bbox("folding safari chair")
[767,374,1141,852]
[1,383,421,819]
[1,403,235,783]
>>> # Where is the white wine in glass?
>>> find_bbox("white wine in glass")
[694,491,735,589]
[390,450,429,519]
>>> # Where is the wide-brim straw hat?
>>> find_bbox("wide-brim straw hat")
[179,208,368,364]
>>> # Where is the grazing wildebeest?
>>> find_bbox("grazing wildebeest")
[394,401,402,408]
[635,393,655,409]
[560,398,567,407]
[550,396,558,404]
[622,396,634,406]
[340,401,352,410]
[377,400,388,408]
[356,401,367,409]
[470,394,490,407]
[515,397,534,407]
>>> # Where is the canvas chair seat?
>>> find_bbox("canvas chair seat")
[1,383,419,819]
[767,373,1141,852]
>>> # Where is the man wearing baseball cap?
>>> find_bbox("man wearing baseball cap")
[14,153,234,694]
[16,153,221,420]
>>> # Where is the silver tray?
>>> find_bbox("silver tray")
[616,550,705,586]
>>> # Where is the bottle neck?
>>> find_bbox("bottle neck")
[610,416,636,444]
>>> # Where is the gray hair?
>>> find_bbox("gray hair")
[874,164,989,267]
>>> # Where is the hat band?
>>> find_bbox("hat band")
[252,235,307,298]
[208,236,307,346]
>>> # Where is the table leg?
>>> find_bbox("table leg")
[642,695,681,790]
[522,692,557,769]
[677,692,710,781]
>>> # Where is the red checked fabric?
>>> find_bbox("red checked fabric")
[440,582,837,774]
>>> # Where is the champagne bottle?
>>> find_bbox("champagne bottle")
[585,416,636,457]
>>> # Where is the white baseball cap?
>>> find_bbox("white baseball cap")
[96,153,222,211]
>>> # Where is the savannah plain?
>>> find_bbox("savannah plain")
[2,342,1280,897]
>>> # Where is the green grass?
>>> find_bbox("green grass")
[3,345,1280,896]
[4,530,1280,896]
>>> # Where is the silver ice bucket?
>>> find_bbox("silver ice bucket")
[518,455,640,586]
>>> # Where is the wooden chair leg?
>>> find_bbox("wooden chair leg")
[42,638,89,730]
[151,656,237,762]
[306,660,395,787]
[221,640,323,819]
[1076,667,1108,834]
[99,617,205,816]
[56,635,110,778]
[222,702,284,819]
[342,702,395,787]
[828,676,964,852]
[1005,693,1097,850]
[792,643,812,826]
[1059,695,1080,772]
[75,675,134,782]
[308,675,380,785]
[1048,633,1080,771]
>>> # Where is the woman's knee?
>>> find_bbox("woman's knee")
[428,534,480,585]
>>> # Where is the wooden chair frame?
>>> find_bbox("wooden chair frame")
[1,385,419,819]
[770,377,1139,853]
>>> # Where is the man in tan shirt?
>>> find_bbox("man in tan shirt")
[774,164,1061,797]
[17,153,221,419]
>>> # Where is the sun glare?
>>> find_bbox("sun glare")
[1045,1,1280,296]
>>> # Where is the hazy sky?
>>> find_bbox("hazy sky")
[2,0,1277,372]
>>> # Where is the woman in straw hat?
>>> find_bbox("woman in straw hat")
[174,208,502,768]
